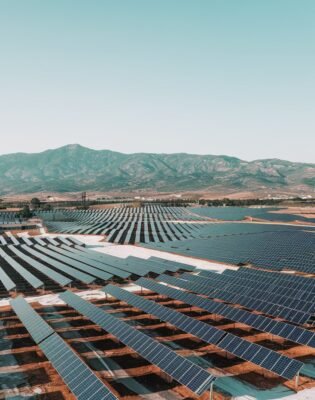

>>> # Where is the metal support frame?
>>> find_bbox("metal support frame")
[295,372,300,389]
[209,381,214,400]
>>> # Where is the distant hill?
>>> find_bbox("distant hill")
[0,144,314,195]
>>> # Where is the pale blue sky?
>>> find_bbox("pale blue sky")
[0,1,314,162]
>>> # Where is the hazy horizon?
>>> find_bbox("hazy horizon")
[0,1,314,163]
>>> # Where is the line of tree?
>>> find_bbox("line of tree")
[198,198,283,206]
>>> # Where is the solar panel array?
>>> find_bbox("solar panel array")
[200,269,315,306]
[0,235,191,296]
[60,244,131,279]
[186,271,315,315]
[9,245,72,287]
[36,244,113,281]
[0,211,24,224]
[0,234,84,247]
[10,296,117,400]
[145,226,315,274]
[103,284,303,379]
[190,206,315,224]
[136,277,315,348]
[59,290,216,395]
[10,296,55,343]
[39,334,117,400]
[0,247,44,289]
[38,206,207,244]
[73,246,194,276]
[0,266,16,291]
[157,274,312,325]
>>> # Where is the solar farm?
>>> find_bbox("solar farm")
[38,206,212,244]
[1,205,315,400]
[0,212,37,234]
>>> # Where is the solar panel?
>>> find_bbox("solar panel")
[222,268,315,301]
[34,237,47,246]
[0,247,43,289]
[158,273,311,326]
[59,290,216,395]
[68,237,85,246]
[109,283,303,379]
[146,258,179,272]
[144,224,315,274]
[22,245,93,284]
[10,296,54,343]
[59,245,130,279]
[33,245,97,284]
[10,245,72,287]
[56,236,73,246]
[73,248,152,277]
[21,236,33,246]
[10,296,117,400]
[149,257,195,272]
[180,272,315,320]
[45,245,113,281]
[5,232,19,245]
[39,334,118,400]
[38,206,205,244]
[61,245,131,279]
[124,256,167,274]
[46,237,59,246]
[0,236,7,245]
[194,271,315,314]
[0,266,16,291]
[102,284,225,345]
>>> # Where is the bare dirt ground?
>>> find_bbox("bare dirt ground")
[2,188,313,203]
[269,207,315,219]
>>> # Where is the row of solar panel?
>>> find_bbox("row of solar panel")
[39,206,206,244]
[102,284,303,380]
[192,271,315,314]
[0,241,195,293]
[145,228,315,274]
[190,206,315,224]
[9,285,307,399]
[0,233,82,247]
[59,290,216,395]
[136,278,315,348]
[201,269,315,303]
[223,268,315,293]
[157,274,312,325]
[10,296,118,400]
[45,218,201,244]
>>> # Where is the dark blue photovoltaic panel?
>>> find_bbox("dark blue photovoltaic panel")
[59,290,216,395]
[157,273,311,325]
[10,296,54,343]
[133,278,315,348]
[11,296,118,400]
[40,334,117,400]
[102,284,225,345]
[0,266,16,291]
[135,279,303,380]
[10,245,71,287]
[60,245,130,279]
[33,245,96,284]
[0,247,43,289]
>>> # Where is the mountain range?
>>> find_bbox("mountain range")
[0,144,314,195]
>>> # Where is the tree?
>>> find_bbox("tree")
[30,197,41,209]
[20,205,33,218]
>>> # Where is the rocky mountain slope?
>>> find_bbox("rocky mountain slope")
[0,144,313,195]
